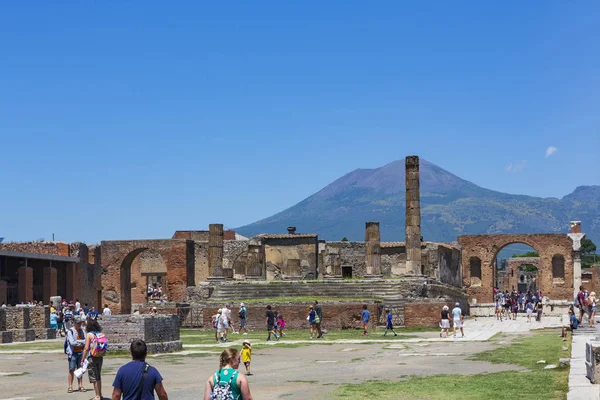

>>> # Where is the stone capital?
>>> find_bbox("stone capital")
[567,232,586,251]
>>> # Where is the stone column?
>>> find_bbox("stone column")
[208,223,225,280]
[42,266,57,304]
[365,222,382,277]
[66,263,77,301]
[568,221,586,298]
[18,266,33,303]
[405,155,422,275]
[0,280,7,305]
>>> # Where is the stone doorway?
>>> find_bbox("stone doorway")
[342,266,352,279]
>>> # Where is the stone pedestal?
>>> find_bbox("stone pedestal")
[10,328,35,342]
[102,314,182,353]
[1,331,13,343]
[43,267,57,304]
[586,340,600,383]
[405,156,422,275]
[568,227,586,298]
[18,266,33,303]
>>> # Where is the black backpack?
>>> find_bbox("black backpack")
[238,308,246,319]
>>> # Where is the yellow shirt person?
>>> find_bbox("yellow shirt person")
[241,341,252,375]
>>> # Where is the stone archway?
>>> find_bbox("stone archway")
[458,234,574,302]
[101,239,193,314]
[506,257,541,293]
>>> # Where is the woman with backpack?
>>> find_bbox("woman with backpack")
[81,319,107,400]
[203,348,253,400]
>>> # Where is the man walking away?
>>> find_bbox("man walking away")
[112,339,168,400]
[103,304,112,316]
[577,286,587,324]
[452,302,464,338]
[265,305,278,341]
[314,300,323,338]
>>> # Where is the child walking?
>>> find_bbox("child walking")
[361,304,371,336]
[241,340,252,375]
[383,309,398,336]
[277,314,286,337]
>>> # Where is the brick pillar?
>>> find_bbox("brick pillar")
[365,222,382,277]
[208,224,225,280]
[18,266,33,303]
[0,280,7,305]
[405,156,422,275]
[66,263,77,301]
[43,266,57,304]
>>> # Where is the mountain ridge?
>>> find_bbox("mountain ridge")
[235,159,600,244]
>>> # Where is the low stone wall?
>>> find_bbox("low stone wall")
[5,307,31,329]
[11,329,35,342]
[1,331,12,343]
[101,314,182,353]
[29,307,49,329]
[470,300,571,317]
[202,301,379,330]
[404,300,447,328]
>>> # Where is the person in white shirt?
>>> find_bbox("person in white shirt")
[75,299,81,312]
[102,304,111,316]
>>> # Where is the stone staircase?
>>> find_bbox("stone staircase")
[209,280,410,302]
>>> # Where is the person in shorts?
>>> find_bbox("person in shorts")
[265,305,278,341]
[66,316,87,393]
[361,304,371,336]
[238,303,248,334]
[440,305,451,337]
[82,319,105,400]
[452,302,464,338]
[241,340,252,376]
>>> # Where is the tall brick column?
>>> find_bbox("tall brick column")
[43,266,57,304]
[18,266,33,303]
[208,224,225,280]
[66,263,79,301]
[365,222,382,277]
[0,280,7,305]
[405,156,422,275]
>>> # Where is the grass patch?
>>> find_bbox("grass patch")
[0,341,63,351]
[350,357,364,362]
[332,329,570,400]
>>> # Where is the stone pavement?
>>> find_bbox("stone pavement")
[568,325,600,400]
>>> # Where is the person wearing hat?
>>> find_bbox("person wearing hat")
[451,302,464,338]
[66,315,87,393]
[241,339,252,375]
[238,303,248,334]
[587,291,597,328]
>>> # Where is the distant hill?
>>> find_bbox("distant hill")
[235,159,600,246]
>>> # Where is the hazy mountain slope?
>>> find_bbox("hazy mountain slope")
[235,160,600,244]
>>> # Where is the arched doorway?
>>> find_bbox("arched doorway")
[120,249,168,313]
[495,243,538,292]
[517,264,538,294]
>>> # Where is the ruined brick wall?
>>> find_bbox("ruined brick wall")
[194,242,209,284]
[203,302,379,330]
[264,237,318,280]
[321,242,366,278]
[404,301,448,328]
[0,242,70,256]
[172,231,210,241]
[428,244,461,287]
[459,234,574,302]
[100,240,190,314]
[381,244,406,277]
[223,240,249,277]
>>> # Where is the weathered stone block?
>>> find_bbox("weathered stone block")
[5,307,31,330]
[1,331,12,343]
[10,328,35,342]
[29,306,49,329]
[101,314,181,353]
[33,327,56,340]
[585,340,600,383]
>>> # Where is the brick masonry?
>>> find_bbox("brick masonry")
[459,234,574,302]
[203,302,379,330]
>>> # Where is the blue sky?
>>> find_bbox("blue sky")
[1,1,599,243]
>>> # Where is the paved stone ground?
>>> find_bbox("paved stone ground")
[0,315,581,400]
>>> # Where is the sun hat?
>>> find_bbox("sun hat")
[240,302,245,307]
[443,305,449,311]
[217,308,222,313]
[242,339,251,345]
[455,302,460,307]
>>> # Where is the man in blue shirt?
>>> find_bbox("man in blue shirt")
[361,304,371,336]
[562,309,578,341]
[111,339,168,400]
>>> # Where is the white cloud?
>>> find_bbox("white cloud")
[545,146,558,157]
[505,160,528,173]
